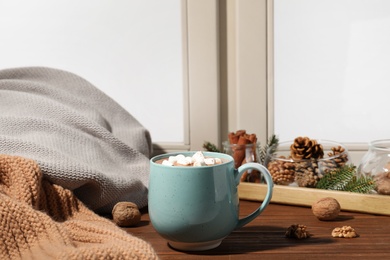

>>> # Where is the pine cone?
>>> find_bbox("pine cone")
[329,146,349,167]
[295,159,320,187]
[320,146,349,174]
[267,156,296,185]
[290,137,324,160]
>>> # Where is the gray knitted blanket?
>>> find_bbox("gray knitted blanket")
[0,67,152,214]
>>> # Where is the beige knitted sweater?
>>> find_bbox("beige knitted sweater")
[0,154,158,259]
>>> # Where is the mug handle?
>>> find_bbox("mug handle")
[234,162,274,229]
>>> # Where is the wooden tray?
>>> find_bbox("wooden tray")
[238,182,390,216]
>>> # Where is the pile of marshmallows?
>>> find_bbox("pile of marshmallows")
[161,151,223,167]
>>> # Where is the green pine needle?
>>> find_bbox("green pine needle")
[202,141,221,153]
[259,135,279,165]
[343,176,376,194]
[316,164,375,194]
[316,165,355,190]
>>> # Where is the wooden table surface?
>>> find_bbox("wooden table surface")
[125,200,390,259]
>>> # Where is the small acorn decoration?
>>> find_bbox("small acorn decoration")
[112,202,141,227]
[311,197,340,221]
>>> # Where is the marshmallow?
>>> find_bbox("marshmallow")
[192,151,205,163]
[168,156,178,164]
[204,158,215,166]
[175,154,185,161]
[214,158,222,164]
[193,161,206,167]
[186,156,195,164]
[176,156,193,166]
[162,160,174,166]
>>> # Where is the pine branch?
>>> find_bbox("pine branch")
[202,141,221,153]
[316,164,375,194]
[259,134,279,165]
[316,165,355,190]
[343,176,376,194]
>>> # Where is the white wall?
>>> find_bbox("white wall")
[0,0,184,143]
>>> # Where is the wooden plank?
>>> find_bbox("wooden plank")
[238,182,390,216]
[133,201,390,258]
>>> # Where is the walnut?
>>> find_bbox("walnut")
[112,202,141,227]
[311,197,340,221]
[331,226,359,238]
[374,172,390,195]
[285,224,311,239]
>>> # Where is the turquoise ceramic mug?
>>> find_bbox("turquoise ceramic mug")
[148,151,273,251]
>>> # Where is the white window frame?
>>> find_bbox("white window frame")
[220,0,268,150]
[231,0,367,164]
[165,0,368,163]
[153,0,220,154]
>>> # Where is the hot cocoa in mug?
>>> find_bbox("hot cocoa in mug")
[149,151,274,251]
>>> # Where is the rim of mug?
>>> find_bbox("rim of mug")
[150,151,233,168]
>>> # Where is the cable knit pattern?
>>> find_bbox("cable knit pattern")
[0,67,152,214]
[0,154,158,259]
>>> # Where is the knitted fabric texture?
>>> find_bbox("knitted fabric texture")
[0,154,158,259]
[0,67,152,214]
